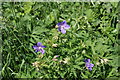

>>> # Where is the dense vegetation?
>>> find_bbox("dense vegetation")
[1,2,120,79]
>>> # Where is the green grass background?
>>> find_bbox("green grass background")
[1,2,120,79]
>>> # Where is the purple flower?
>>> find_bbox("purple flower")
[84,59,94,71]
[56,21,70,34]
[33,42,46,54]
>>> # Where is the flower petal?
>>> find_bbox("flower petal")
[61,29,66,34]
[37,42,42,46]
[41,45,46,48]
[33,45,38,50]
[58,27,61,32]
[62,20,67,24]
[85,59,90,63]
[40,49,45,54]
[57,21,66,26]
[88,67,92,71]
[35,50,38,52]
[85,63,90,67]
[87,59,91,63]
[89,63,94,67]
[64,25,70,29]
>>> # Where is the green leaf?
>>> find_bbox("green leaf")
[73,65,82,70]
[32,26,49,35]
[81,72,88,78]
[19,59,25,73]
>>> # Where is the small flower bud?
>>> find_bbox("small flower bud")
[52,44,58,47]
[52,55,59,61]
[53,55,59,58]
[82,43,86,47]
[45,40,51,44]
[100,59,109,64]
[63,57,70,64]
[37,54,43,58]
[82,50,86,54]
[96,62,100,65]
[32,61,39,67]
[100,59,104,64]
[62,39,67,42]
[53,36,58,40]
[117,20,120,23]
[52,58,58,61]
[63,60,67,64]
[55,25,59,28]
[103,59,109,63]
[59,60,63,63]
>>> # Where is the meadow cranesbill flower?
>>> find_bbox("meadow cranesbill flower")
[33,42,46,54]
[84,59,94,71]
[56,21,70,34]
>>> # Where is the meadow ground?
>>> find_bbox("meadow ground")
[1,2,120,79]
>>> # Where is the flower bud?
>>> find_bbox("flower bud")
[96,62,100,65]
[82,50,86,54]
[52,58,58,61]
[52,44,58,47]
[100,59,104,64]
[103,59,109,63]
[55,25,59,28]
[53,55,59,58]
[32,61,39,67]
[53,36,58,40]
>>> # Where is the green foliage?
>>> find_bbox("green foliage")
[1,2,120,79]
